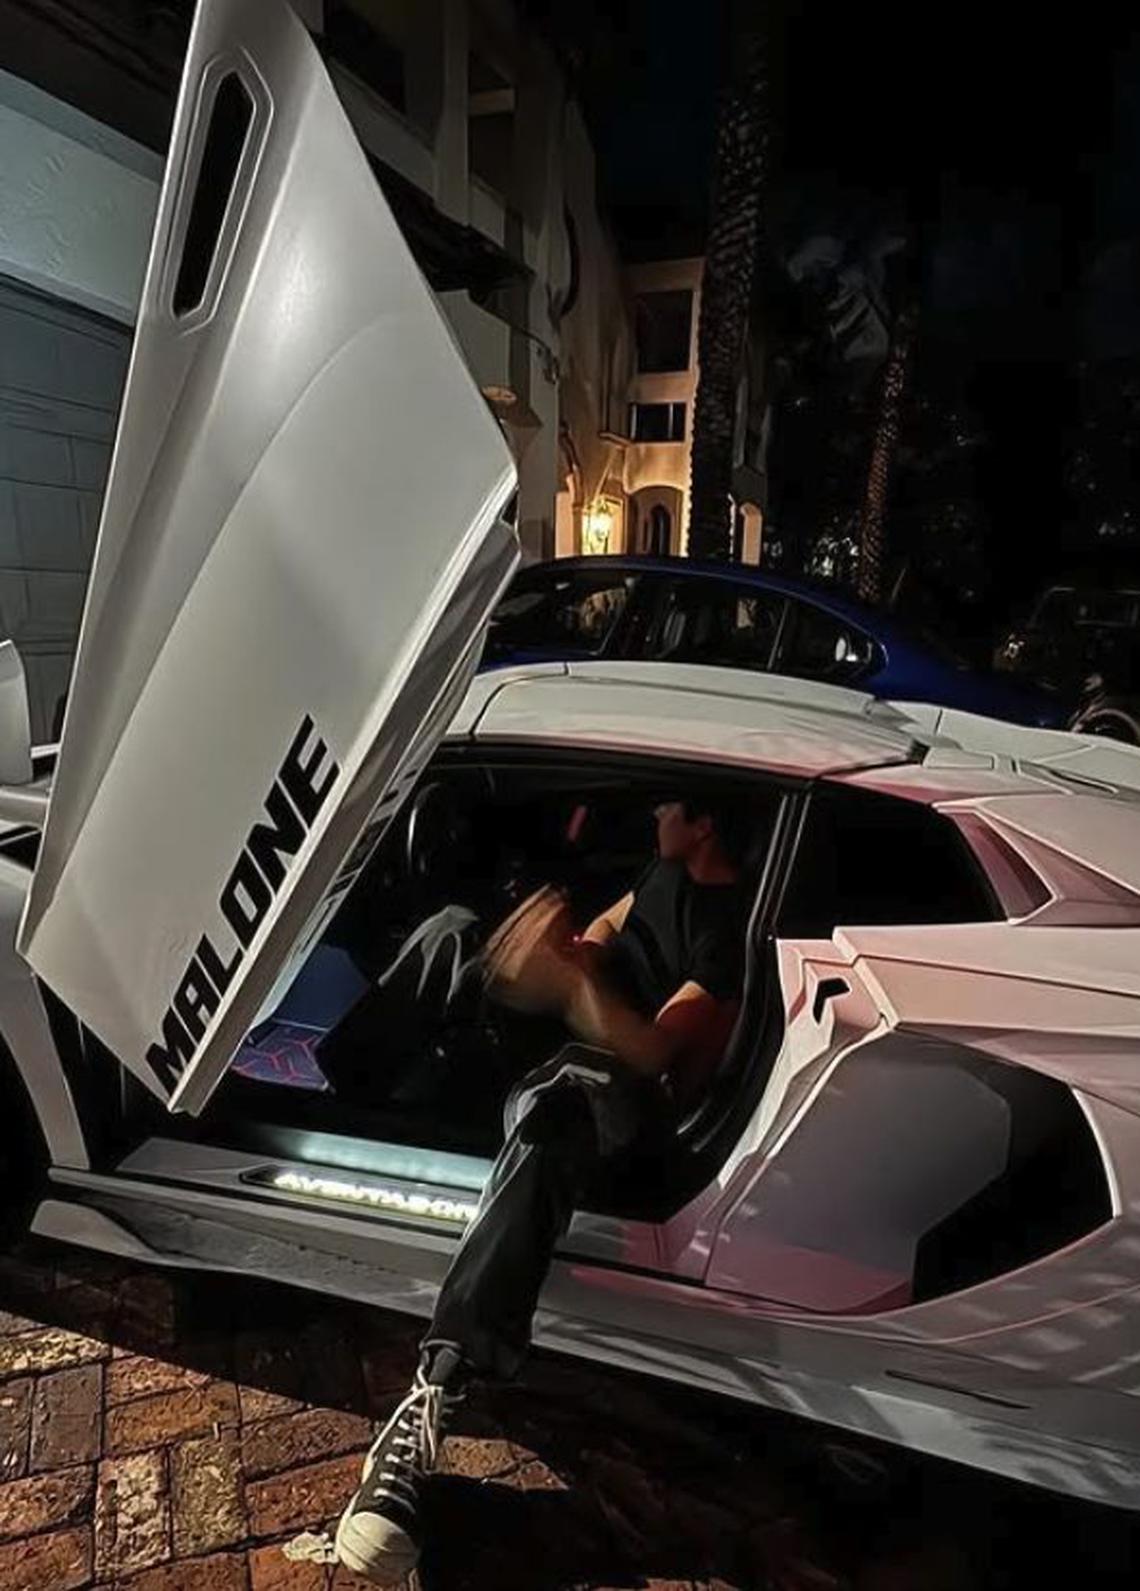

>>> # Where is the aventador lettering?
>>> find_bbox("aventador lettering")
[146,716,339,1092]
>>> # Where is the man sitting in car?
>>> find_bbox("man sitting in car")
[335,796,750,1582]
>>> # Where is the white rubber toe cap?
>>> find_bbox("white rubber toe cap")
[335,1507,419,1584]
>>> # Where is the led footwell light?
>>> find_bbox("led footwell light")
[245,1165,478,1225]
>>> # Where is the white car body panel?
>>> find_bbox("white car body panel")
[0,0,1137,1515]
[17,0,517,1115]
[0,643,33,788]
[0,856,86,1169]
[465,666,918,776]
[0,782,51,832]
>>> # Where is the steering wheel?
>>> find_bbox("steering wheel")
[403,780,473,887]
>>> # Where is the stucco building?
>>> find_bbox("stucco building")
[0,0,754,736]
[622,256,703,557]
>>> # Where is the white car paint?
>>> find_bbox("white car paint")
[11,662,1140,1506]
[17,0,517,1114]
[0,0,1138,1517]
[464,666,918,776]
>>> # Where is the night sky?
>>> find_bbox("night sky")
[549,0,1140,638]
[588,1,1140,359]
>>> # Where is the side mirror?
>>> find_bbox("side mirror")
[0,642,34,787]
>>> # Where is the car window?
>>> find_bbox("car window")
[1073,590,1140,629]
[484,572,633,661]
[777,600,876,683]
[778,785,999,937]
[643,578,786,672]
[1032,588,1076,629]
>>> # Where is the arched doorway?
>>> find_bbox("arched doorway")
[629,485,683,556]
[648,503,671,556]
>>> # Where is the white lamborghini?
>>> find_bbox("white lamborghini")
[0,0,1138,1515]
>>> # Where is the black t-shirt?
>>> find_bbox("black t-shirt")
[604,859,747,1017]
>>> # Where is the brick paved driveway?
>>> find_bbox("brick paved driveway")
[0,1236,1132,1590]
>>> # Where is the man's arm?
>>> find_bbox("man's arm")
[482,888,736,1082]
[571,890,634,980]
[564,974,736,1080]
[581,891,634,947]
[481,886,630,1011]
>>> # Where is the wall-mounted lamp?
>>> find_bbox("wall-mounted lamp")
[582,499,616,554]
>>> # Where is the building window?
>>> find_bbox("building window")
[468,52,515,193]
[629,401,686,443]
[324,0,407,114]
[635,289,693,373]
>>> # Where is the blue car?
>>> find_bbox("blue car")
[484,555,1067,728]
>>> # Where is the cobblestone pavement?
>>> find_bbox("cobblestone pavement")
[0,1236,1133,1590]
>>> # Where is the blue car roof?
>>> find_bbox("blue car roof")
[526,555,933,657]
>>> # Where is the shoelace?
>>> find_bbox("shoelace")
[364,1369,450,1510]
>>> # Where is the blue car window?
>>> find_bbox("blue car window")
[485,572,633,660]
[777,599,875,683]
[645,578,786,672]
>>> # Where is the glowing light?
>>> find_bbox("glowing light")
[582,499,616,554]
[262,1168,478,1224]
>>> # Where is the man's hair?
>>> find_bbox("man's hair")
[680,794,752,867]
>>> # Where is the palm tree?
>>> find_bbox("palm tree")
[856,291,919,603]
[687,2,770,561]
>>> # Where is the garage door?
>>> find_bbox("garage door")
[0,275,129,742]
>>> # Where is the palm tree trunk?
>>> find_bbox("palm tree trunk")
[856,294,918,604]
[688,6,769,561]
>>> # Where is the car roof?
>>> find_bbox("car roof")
[451,660,1140,799]
[451,660,920,777]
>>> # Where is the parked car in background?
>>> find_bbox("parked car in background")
[995,584,1140,743]
[487,557,1068,728]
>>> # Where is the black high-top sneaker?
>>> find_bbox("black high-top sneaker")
[334,1344,464,1583]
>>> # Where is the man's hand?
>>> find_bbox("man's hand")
[481,886,582,1015]
[482,886,736,1094]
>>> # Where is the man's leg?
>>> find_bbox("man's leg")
[335,1049,624,1581]
[425,1050,609,1378]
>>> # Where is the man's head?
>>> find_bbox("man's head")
[654,796,745,875]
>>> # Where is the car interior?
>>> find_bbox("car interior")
[199,753,784,1194]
